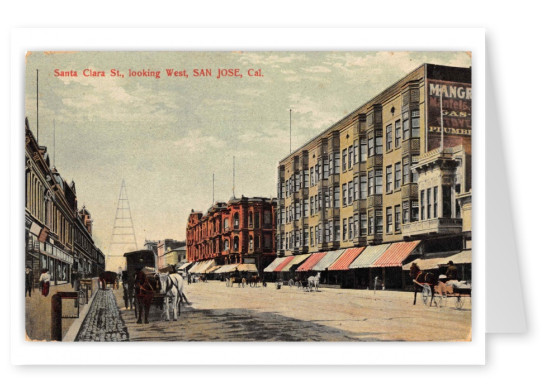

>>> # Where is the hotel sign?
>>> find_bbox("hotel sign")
[427,79,472,151]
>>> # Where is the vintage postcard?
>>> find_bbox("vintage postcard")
[24,50,473,343]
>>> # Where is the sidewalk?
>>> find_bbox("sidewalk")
[25,280,99,341]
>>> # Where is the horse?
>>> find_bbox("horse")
[157,272,190,321]
[198,275,207,283]
[230,276,246,288]
[134,270,158,324]
[308,272,321,292]
[248,275,260,287]
[409,262,438,306]
[99,271,119,290]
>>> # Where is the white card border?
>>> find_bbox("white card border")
[10,27,485,365]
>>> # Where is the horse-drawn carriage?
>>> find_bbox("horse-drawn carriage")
[410,263,471,309]
[123,250,190,323]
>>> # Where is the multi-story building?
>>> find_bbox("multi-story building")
[73,206,105,276]
[275,64,471,288]
[156,239,186,269]
[25,118,104,285]
[186,196,277,274]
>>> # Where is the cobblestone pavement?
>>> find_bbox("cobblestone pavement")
[75,289,129,342]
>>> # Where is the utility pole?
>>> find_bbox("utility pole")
[36,69,39,142]
[289,108,292,154]
[53,119,56,167]
[440,91,444,152]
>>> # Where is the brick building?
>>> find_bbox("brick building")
[25,118,105,286]
[186,196,277,274]
[273,64,472,289]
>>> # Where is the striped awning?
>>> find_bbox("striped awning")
[214,264,239,274]
[311,249,345,271]
[279,254,310,272]
[264,256,291,273]
[237,263,258,273]
[370,240,421,268]
[273,256,296,272]
[296,252,326,272]
[328,247,365,271]
[349,244,392,269]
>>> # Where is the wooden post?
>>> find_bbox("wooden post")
[51,293,62,341]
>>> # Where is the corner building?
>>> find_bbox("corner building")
[186,196,277,275]
[275,64,472,289]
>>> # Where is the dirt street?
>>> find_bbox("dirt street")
[114,280,471,342]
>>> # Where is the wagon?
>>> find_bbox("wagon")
[415,279,471,309]
[433,281,471,309]
[123,250,184,321]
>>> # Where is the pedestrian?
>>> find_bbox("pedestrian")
[71,268,78,288]
[25,265,33,297]
[39,269,51,297]
[445,261,458,281]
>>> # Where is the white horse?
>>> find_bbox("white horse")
[308,272,321,292]
[158,273,190,321]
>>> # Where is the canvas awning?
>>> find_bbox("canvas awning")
[279,253,310,272]
[448,250,472,265]
[370,240,421,268]
[189,259,216,274]
[237,263,258,273]
[264,256,291,273]
[402,251,461,271]
[349,244,392,269]
[311,249,346,271]
[328,247,365,271]
[178,262,193,271]
[187,261,203,274]
[273,256,296,272]
[296,252,327,272]
[205,264,221,273]
[214,264,239,274]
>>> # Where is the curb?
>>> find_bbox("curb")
[63,288,98,342]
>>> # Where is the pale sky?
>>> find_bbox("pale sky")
[25,51,471,270]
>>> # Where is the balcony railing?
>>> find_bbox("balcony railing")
[402,217,463,239]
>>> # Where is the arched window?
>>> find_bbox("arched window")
[249,235,254,251]
[224,240,229,251]
[248,211,253,227]
[224,218,229,230]
[233,236,239,251]
[233,213,239,229]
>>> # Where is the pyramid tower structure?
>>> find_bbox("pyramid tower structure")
[106,180,138,271]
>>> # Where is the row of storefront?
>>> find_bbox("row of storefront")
[263,240,471,290]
